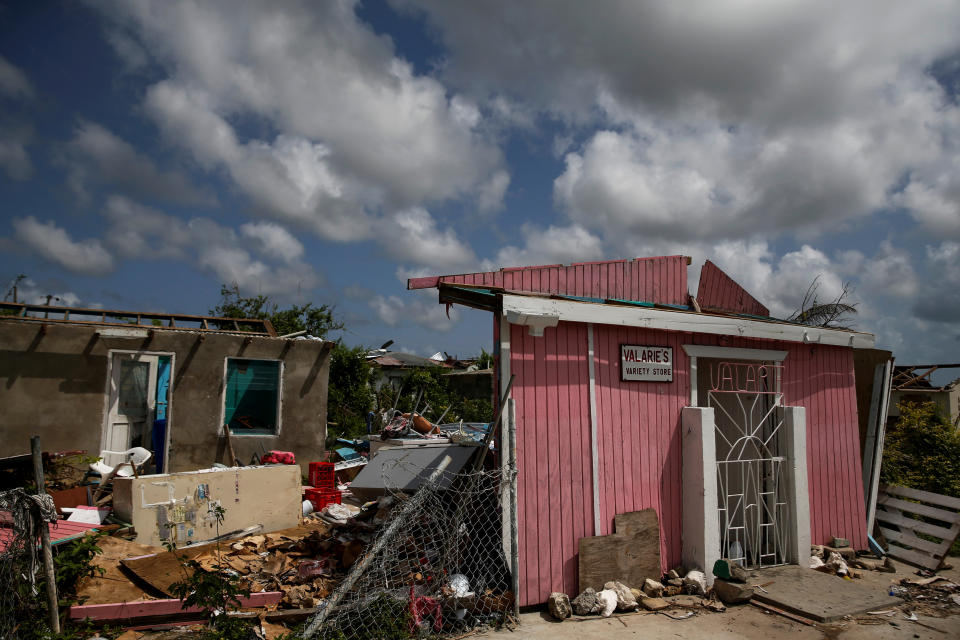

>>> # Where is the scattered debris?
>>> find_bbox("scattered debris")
[640,596,669,611]
[548,592,572,620]
[712,579,754,604]
[604,580,639,611]
[712,558,748,582]
[596,589,618,617]
[643,578,665,597]
[884,575,960,618]
[571,587,601,615]
[683,570,707,596]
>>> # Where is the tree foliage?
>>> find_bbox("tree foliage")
[211,284,343,338]
[881,401,960,498]
[327,343,376,439]
[786,276,858,328]
[378,366,493,426]
[476,347,494,370]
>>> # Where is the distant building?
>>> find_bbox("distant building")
[888,364,960,426]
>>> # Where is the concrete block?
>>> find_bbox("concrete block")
[113,464,301,548]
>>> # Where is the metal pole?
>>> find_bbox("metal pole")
[508,398,520,620]
[31,436,60,634]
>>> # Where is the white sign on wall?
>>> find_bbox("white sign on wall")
[621,345,673,382]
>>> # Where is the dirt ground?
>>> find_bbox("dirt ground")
[481,559,960,640]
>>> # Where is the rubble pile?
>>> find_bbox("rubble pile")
[557,565,728,621]
[190,525,364,609]
[809,540,895,578]
[888,576,960,618]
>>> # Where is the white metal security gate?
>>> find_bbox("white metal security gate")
[708,362,788,568]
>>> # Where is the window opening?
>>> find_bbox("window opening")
[224,358,281,435]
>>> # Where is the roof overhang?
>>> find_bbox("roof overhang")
[501,292,876,348]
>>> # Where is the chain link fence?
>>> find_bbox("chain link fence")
[301,458,516,639]
[0,488,58,639]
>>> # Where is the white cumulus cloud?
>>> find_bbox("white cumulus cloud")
[13,217,114,276]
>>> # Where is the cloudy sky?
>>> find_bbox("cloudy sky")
[2,0,959,368]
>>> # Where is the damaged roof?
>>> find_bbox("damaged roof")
[409,257,876,349]
[0,301,278,336]
[892,364,960,391]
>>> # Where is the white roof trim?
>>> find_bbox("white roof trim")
[501,293,875,349]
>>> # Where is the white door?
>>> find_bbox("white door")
[105,353,159,461]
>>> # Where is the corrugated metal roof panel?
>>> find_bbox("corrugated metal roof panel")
[696,260,769,316]
[408,256,690,306]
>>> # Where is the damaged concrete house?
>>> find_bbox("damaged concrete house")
[410,256,891,607]
[0,302,332,473]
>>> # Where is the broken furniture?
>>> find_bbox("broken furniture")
[875,484,960,571]
[89,447,153,478]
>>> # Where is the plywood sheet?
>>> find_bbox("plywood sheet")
[121,520,331,596]
[750,565,902,622]
[578,508,660,591]
[121,544,210,597]
[77,535,164,604]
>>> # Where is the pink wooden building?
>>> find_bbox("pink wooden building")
[409,257,876,606]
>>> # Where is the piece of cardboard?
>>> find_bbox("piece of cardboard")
[76,536,165,605]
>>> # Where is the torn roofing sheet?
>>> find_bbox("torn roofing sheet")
[697,259,770,317]
[407,256,690,306]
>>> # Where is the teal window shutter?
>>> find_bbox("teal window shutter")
[224,359,281,434]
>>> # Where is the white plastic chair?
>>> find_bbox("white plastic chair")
[90,447,153,478]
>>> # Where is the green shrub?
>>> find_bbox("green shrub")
[881,401,960,498]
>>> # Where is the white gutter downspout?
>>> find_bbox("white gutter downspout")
[587,323,601,535]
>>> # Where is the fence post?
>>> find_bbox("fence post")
[31,435,60,634]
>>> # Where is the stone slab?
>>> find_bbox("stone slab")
[750,564,902,622]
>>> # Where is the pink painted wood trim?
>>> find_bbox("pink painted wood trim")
[406,275,441,289]
[68,592,282,620]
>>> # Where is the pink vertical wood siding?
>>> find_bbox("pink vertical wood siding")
[697,260,770,316]
[779,342,867,551]
[510,324,866,606]
[407,256,689,305]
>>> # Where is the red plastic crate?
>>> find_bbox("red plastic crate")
[305,488,341,511]
[308,462,335,489]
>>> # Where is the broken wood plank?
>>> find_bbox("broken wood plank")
[878,527,946,555]
[878,496,960,525]
[883,485,960,511]
[749,599,816,626]
[68,591,281,622]
[874,508,958,540]
[883,545,942,571]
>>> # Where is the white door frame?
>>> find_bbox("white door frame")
[101,349,176,471]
